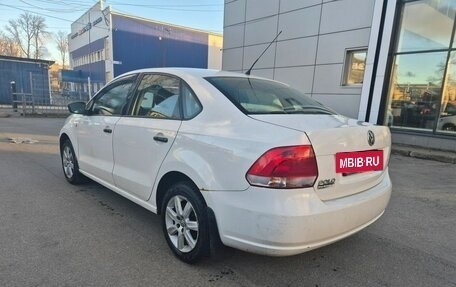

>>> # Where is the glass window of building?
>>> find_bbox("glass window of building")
[384,0,456,135]
[343,49,367,85]
[439,51,456,132]
[396,1,454,53]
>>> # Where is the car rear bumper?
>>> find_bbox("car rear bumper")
[203,171,392,256]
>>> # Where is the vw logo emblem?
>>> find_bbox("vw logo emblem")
[368,130,375,146]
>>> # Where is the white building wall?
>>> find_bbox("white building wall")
[222,0,379,119]
[69,2,110,55]
[208,34,223,70]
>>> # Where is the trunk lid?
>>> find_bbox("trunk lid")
[250,114,391,201]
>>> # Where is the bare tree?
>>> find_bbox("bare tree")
[55,31,68,67]
[4,12,48,59]
[0,31,22,57]
[5,13,33,57]
[32,15,48,59]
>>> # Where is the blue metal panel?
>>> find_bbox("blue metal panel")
[70,39,106,83]
[71,61,105,82]
[70,38,105,59]
[111,14,208,77]
[0,57,51,104]
[61,69,89,83]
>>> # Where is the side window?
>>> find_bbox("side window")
[182,83,202,119]
[131,74,181,119]
[91,76,136,116]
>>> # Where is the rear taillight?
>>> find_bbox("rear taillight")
[246,145,318,189]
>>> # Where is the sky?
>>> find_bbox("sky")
[0,0,224,63]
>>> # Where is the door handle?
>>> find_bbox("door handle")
[103,127,112,134]
[153,135,168,143]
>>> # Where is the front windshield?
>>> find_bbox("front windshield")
[205,76,336,115]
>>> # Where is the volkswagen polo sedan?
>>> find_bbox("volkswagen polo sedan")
[60,68,392,263]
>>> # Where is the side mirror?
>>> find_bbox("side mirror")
[68,101,87,114]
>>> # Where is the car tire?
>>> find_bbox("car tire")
[161,181,209,263]
[61,139,86,185]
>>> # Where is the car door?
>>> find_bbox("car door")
[76,75,137,184]
[112,73,185,201]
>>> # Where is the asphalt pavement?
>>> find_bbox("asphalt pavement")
[0,117,455,287]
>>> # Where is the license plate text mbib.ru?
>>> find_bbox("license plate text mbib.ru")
[336,150,384,173]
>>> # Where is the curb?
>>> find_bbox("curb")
[392,145,456,164]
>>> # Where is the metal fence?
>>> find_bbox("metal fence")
[0,93,85,116]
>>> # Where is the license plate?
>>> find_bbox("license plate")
[335,150,384,173]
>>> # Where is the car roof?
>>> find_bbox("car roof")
[115,67,270,82]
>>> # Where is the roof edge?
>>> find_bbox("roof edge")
[0,55,55,65]
[110,10,222,37]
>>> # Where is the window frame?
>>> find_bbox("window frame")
[126,72,203,121]
[86,74,139,116]
[205,76,335,116]
[181,80,203,120]
[379,0,456,137]
[342,48,368,86]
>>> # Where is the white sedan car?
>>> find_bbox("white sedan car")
[60,68,392,263]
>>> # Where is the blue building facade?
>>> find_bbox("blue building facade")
[68,2,222,95]
[0,56,54,104]
[69,38,106,83]
[111,14,209,76]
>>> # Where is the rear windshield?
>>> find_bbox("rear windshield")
[205,76,336,115]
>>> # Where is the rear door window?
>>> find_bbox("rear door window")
[131,74,181,119]
[182,83,202,119]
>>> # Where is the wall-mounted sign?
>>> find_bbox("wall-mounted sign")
[93,17,102,26]
[71,17,103,39]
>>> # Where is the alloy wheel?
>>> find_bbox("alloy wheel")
[62,145,74,179]
[165,195,199,253]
